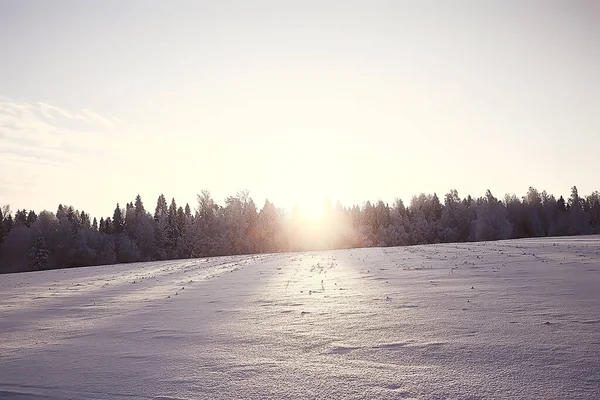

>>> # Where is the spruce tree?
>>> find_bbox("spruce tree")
[29,236,50,270]
[113,204,125,234]
[26,210,37,227]
[134,195,145,216]
[0,207,4,244]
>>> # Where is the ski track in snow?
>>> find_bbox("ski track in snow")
[1,236,599,399]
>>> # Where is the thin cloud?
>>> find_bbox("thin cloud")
[38,102,75,120]
[0,99,136,210]
[81,108,116,130]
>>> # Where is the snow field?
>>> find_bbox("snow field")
[1,236,599,399]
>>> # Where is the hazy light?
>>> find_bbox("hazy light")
[0,1,598,217]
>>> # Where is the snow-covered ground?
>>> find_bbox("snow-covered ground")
[1,236,599,399]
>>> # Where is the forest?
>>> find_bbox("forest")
[1,186,599,274]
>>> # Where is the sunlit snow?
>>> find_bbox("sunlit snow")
[1,236,599,399]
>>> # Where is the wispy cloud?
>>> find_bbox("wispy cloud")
[38,102,74,120]
[0,99,118,161]
[0,99,142,214]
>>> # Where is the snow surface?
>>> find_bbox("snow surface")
[1,236,600,399]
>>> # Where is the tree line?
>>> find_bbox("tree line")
[1,186,599,273]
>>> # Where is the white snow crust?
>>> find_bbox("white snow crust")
[1,236,599,399]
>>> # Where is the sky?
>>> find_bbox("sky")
[0,0,598,219]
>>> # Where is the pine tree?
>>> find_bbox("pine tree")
[557,196,567,212]
[92,217,98,232]
[26,210,38,227]
[154,195,168,222]
[56,204,66,219]
[5,214,13,234]
[15,209,28,227]
[0,207,5,244]
[472,190,513,241]
[134,195,145,216]
[105,217,114,235]
[113,204,125,234]
[176,206,185,238]
[568,186,590,235]
[153,195,169,259]
[167,198,179,256]
[80,211,91,229]
[29,236,50,270]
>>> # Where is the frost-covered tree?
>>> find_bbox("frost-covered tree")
[386,199,409,246]
[586,192,600,234]
[522,187,545,236]
[2,205,14,238]
[0,207,5,246]
[546,196,570,236]
[134,195,145,216]
[255,200,285,253]
[472,190,512,241]
[166,198,179,257]
[190,191,222,256]
[223,195,248,254]
[153,195,169,259]
[96,234,116,265]
[3,186,600,273]
[407,194,443,244]
[568,186,590,236]
[440,190,462,242]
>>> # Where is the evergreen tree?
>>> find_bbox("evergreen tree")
[79,211,91,230]
[586,192,600,233]
[56,204,66,220]
[29,236,50,270]
[568,186,590,235]
[134,195,146,216]
[0,207,5,245]
[472,190,512,241]
[15,209,28,227]
[5,214,14,235]
[151,195,169,259]
[177,206,185,235]
[3,186,600,273]
[113,204,125,235]
[105,217,114,235]
[167,198,179,256]
[26,210,38,227]
[154,195,168,222]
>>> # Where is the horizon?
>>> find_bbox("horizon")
[0,183,596,223]
[1,1,598,220]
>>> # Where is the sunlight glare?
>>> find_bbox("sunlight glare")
[295,197,326,221]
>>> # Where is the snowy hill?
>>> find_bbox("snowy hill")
[1,236,599,399]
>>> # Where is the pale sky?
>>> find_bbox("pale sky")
[1,1,598,219]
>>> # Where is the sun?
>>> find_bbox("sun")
[296,197,326,221]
